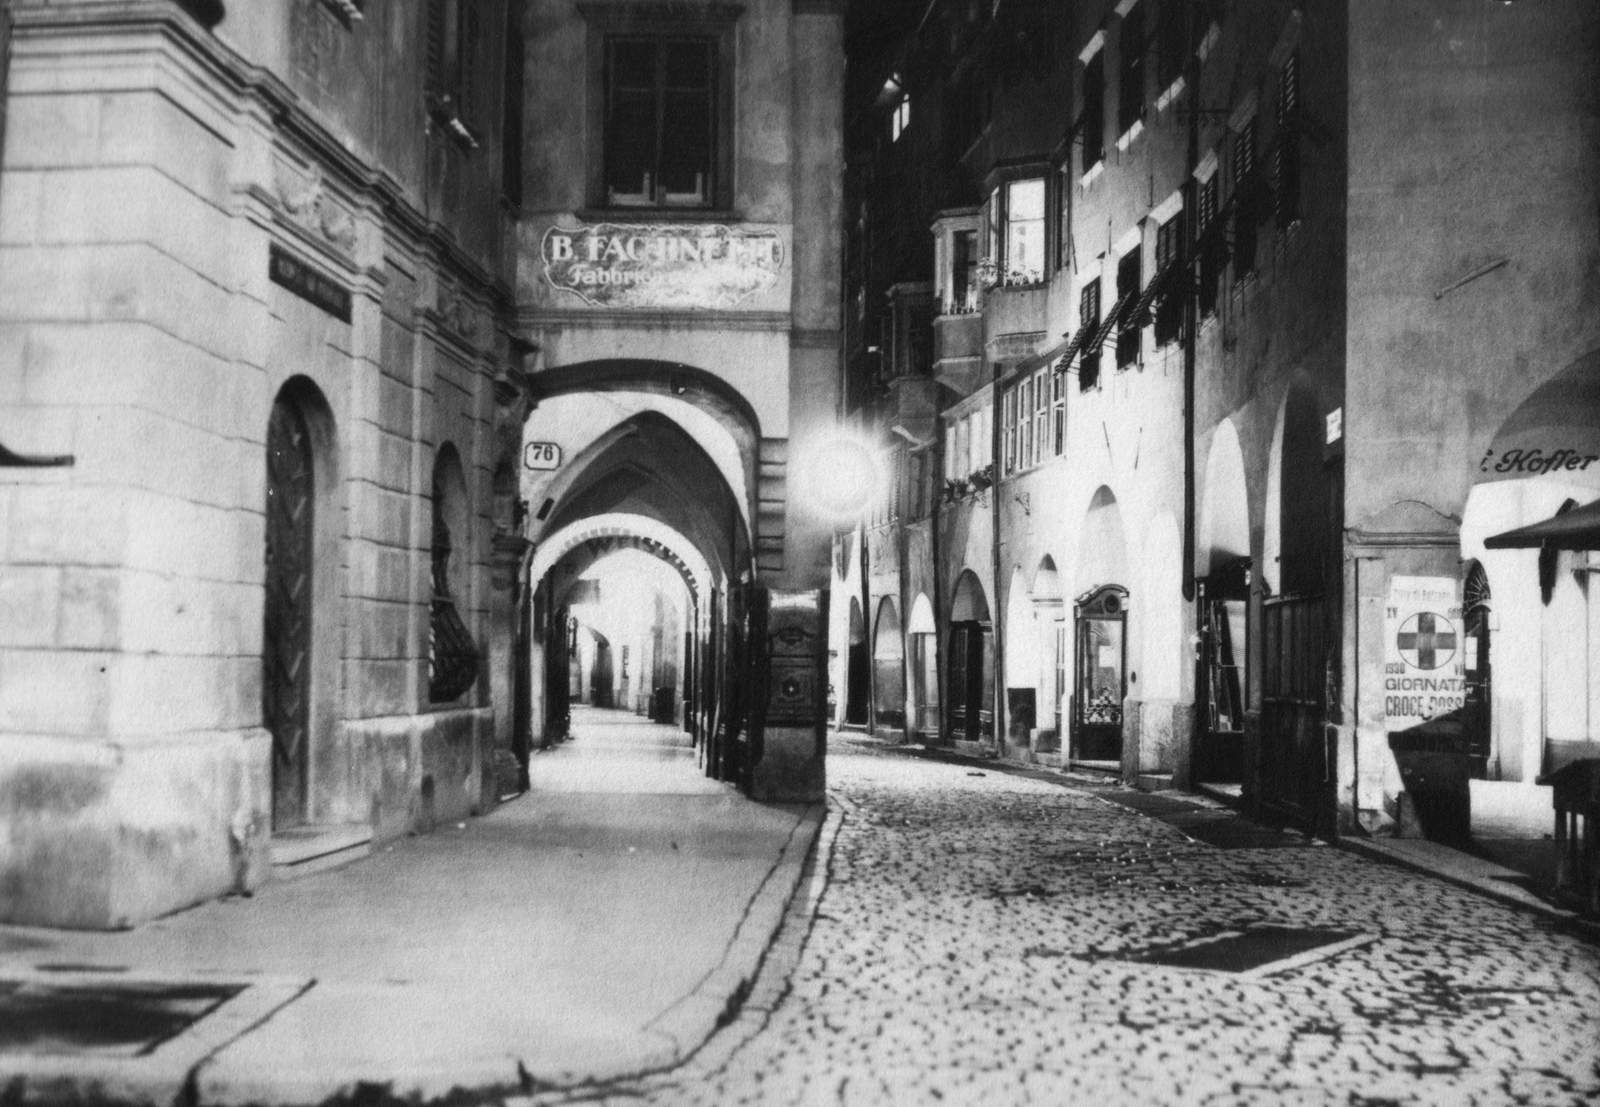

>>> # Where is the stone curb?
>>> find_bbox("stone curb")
[1336,836,1600,944]
[506,795,851,1105]
[196,800,828,1106]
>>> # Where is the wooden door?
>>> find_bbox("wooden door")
[264,399,314,830]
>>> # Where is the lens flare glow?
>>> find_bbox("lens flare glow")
[794,430,884,521]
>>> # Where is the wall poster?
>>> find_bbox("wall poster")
[1383,575,1466,732]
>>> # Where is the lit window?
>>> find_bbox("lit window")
[1002,178,1045,285]
[891,94,911,142]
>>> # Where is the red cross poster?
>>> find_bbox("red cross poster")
[1383,575,1466,731]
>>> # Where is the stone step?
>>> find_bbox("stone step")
[270,824,373,880]
[1135,772,1174,793]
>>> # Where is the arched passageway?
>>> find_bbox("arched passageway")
[1196,422,1251,784]
[845,598,869,726]
[872,598,905,730]
[521,391,763,790]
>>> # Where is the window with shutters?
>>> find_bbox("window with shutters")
[428,0,485,149]
[1232,117,1259,281]
[1273,49,1301,228]
[1197,174,1220,317]
[1115,248,1142,369]
[1051,369,1067,455]
[1117,2,1145,138]
[1082,50,1105,175]
[1032,368,1050,466]
[1154,217,1183,346]
[1079,280,1102,391]
[581,4,738,211]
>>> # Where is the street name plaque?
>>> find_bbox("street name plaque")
[269,244,352,323]
[541,223,785,310]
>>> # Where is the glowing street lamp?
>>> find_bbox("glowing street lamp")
[793,428,884,522]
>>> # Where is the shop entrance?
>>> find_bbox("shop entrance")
[1073,585,1127,764]
[948,571,993,742]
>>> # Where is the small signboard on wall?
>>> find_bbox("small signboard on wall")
[524,442,562,471]
[1383,576,1466,732]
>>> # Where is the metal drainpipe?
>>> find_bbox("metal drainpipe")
[930,416,947,744]
[1181,1,1201,607]
[989,326,1006,755]
[859,513,872,734]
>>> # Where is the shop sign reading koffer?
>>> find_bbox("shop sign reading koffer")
[542,223,785,310]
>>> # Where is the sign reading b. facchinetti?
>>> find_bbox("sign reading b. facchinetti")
[542,223,785,309]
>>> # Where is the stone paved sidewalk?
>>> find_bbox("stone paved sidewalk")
[524,736,1600,1107]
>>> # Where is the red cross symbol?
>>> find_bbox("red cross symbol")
[1397,612,1458,671]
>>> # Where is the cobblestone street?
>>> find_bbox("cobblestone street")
[529,737,1600,1107]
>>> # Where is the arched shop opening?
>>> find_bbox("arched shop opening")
[907,594,939,739]
[845,598,869,726]
[1469,349,1600,784]
[1004,566,1038,746]
[1260,386,1342,827]
[948,570,994,743]
[1073,487,1129,766]
[872,597,905,731]
[1033,558,1065,747]
[1196,420,1252,785]
[522,402,756,785]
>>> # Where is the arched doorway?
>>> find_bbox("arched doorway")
[907,594,938,738]
[948,570,994,743]
[1260,386,1341,822]
[872,597,905,730]
[1462,560,1493,773]
[845,597,869,725]
[263,379,335,832]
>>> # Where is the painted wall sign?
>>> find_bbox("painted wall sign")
[269,243,351,323]
[524,442,563,471]
[1478,446,1600,479]
[1384,575,1466,732]
[541,223,785,309]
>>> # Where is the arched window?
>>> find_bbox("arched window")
[429,445,481,703]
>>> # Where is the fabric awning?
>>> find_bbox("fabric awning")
[1056,317,1098,371]
[1086,290,1134,355]
[1476,349,1600,491]
[1132,258,1182,325]
[1483,496,1600,550]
